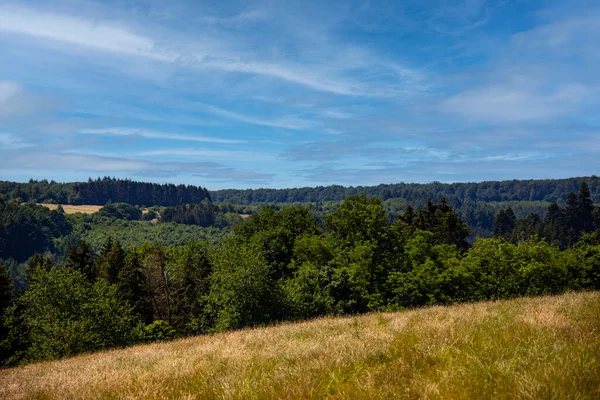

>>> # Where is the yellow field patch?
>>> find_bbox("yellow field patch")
[38,204,103,214]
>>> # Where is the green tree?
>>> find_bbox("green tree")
[171,241,212,333]
[0,263,13,361]
[325,195,387,246]
[387,231,465,307]
[205,240,281,331]
[66,240,95,281]
[96,238,125,285]
[234,206,321,280]
[117,250,153,324]
[2,266,140,365]
[577,182,595,233]
[459,238,520,301]
[493,207,516,240]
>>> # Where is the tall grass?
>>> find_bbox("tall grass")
[1,291,599,399]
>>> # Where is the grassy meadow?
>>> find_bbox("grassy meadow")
[1,291,599,399]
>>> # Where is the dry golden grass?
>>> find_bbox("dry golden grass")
[37,204,103,214]
[1,292,599,399]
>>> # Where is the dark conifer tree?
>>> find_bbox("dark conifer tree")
[0,263,12,319]
[400,204,416,225]
[493,207,516,240]
[117,250,153,324]
[66,241,95,281]
[578,182,595,233]
[25,254,53,282]
[96,238,125,285]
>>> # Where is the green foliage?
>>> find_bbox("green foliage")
[206,240,282,331]
[0,201,72,261]
[325,195,387,246]
[67,216,226,252]
[400,198,470,251]
[234,206,321,280]
[95,238,125,284]
[2,266,140,365]
[0,263,13,362]
[97,203,142,220]
[138,320,176,342]
[493,207,516,239]
[160,201,219,227]
[117,250,153,324]
[1,186,600,367]
[387,231,464,307]
[210,176,600,205]
[66,240,96,281]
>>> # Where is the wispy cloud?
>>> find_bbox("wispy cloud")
[80,127,246,144]
[0,148,273,184]
[0,6,174,61]
[442,83,591,123]
[199,104,315,130]
[0,4,424,98]
[137,148,274,162]
[1,1,599,188]
[0,80,59,120]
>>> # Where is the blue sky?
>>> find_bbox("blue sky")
[0,0,599,189]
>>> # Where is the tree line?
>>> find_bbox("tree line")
[1,190,599,366]
[0,177,211,206]
[210,176,600,205]
[493,182,600,249]
[2,176,599,207]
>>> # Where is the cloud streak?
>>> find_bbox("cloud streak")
[80,127,246,144]
[0,4,424,98]
[0,148,273,184]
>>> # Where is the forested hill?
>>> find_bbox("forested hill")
[211,176,600,205]
[2,176,599,208]
[0,177,211,206]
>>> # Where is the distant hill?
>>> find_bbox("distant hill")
[1,291,598,399]
[2,176,599,208]
[210,176,600,206]
[0,177,211,206]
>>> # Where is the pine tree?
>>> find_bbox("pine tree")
[0,263,12,318]
[117,250,152,324]
[493,207,516,240]
[578,182,595,233]
[96,238,125,285]
[400,204,416,225]
[66,241,95,281]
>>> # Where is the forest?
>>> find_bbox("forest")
[2,175,599,239]
[1,179,599,366]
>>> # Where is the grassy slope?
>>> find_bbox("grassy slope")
[1,292,599,400]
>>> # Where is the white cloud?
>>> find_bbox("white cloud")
[199,104,314,130]
[80,127,245,144]
[513,14,600,49]
[0,149,273,183]
[137,148,274,161]
[0,6,174,61]
[0,5,424,98]
[442,83,590,123]
[0,80,59,120]
[0,81,20,104]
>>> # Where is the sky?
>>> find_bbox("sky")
[0,0,599,189]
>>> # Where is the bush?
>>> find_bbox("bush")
[138,320,176,342]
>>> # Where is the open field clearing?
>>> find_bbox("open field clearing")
[37,204,102,214]
[1,292,599,399]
